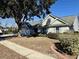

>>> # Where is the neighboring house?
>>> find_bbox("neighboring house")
[42,14,79,34]
[0,29,2,35]
[0,26,3,35]
[2,28,8,32]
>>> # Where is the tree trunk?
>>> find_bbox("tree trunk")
[15,20,22,37]
[15,18,21,32]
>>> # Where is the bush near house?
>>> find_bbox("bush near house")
[57,33,79,55]
[47,33,79,55]
[38,34,47,37]
[47,33,59,39]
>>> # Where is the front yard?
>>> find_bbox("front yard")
[9,37,76,59]
[9,37,55,57]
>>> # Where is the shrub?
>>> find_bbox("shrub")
[47,33,59,39]
[38,34,47,37]
[58,34,79,55]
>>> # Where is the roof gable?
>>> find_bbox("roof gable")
[42,14,68,27]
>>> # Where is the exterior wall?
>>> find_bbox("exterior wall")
[73,16,79,31]
[47,27,70,34]
[47,28,56,34]
[42,15,56,26]
[59,27,70,33]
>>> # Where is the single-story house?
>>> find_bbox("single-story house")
[42,14,79,33]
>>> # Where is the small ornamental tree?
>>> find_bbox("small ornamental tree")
[0,0,56,30]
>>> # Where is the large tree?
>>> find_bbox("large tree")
[0,0,56,30]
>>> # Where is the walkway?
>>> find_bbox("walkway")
[0,40,56,59]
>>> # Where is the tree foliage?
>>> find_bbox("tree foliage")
[0,0,56,28]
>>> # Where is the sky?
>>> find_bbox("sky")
[0,0,79,27]
[0,18,17,27]
[50,0,79,17]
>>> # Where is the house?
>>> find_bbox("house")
[42,14,79,34]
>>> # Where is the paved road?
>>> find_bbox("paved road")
[0,40,56,59]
